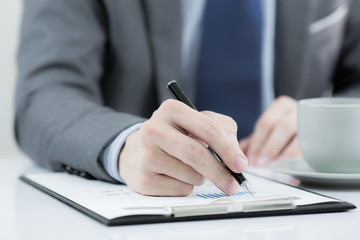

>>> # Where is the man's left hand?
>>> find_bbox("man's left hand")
[239,96,302,166]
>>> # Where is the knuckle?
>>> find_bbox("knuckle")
[213,167,229,184]
[256,117,272,132]
[159,99,180,113]
[151,108,160,119]
[221,144,239,166]
[140,121,156,135]
[222,142,237,158]
[186,143,206,166]
[224,115,238,132]
[140,121,163,140]
[202,119,220,138]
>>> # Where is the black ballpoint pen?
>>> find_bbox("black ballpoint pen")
[167,80,254,196]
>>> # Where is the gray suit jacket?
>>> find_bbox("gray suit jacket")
[16,0,360,182]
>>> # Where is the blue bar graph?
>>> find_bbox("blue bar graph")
[196,191,253,199]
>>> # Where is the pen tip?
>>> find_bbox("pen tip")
[242,181,255,198]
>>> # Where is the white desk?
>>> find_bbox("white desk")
[1,156,359,240]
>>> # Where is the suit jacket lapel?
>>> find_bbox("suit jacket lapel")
[144,0,182,103]
[274,0,317,99]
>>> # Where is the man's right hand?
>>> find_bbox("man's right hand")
[118,99,248,196]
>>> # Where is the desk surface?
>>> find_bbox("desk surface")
[1,156,359,240]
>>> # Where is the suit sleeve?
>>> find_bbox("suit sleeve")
[15,0,145,182]
[332,0,360,97]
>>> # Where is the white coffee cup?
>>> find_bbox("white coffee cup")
[298,98,360,173]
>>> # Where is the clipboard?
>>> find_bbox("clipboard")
[20,172,356,226]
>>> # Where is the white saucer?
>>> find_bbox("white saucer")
[268,157,360,186]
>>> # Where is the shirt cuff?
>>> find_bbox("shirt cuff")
[102,122,142,184]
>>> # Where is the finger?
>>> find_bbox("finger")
[191,111,238,148]
[141,121,239,195]
[247,96,296,160]
[239,136,251,153]
[248,97,294,154]
[201,111,238,139]
[277,137,302,160]
[145,148,205,186]
[254,112,297,166]
[134,172,195,197]
[239,136,258,165]
[160,125,240,195]
[156,100,247,174]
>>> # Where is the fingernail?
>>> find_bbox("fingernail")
[257,155,270,167]
[226,179,239,195]
[235,156,248,172]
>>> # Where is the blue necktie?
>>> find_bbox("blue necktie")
[196,0,263,139]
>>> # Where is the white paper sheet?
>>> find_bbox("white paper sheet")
[24,172,337,220]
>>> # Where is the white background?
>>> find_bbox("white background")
[0,1,22,157]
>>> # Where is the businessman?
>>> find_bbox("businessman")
[16,0,360,196]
